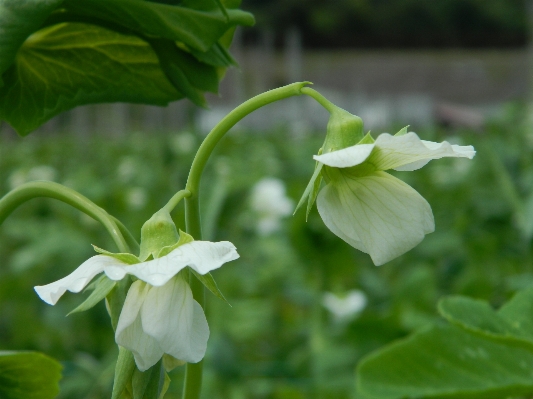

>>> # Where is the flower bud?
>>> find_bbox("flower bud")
[322,107,364,154]
[139,209,179,261]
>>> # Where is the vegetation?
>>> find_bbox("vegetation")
[0,103,530,398]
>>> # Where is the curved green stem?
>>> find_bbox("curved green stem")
[0,181,131,253]
[300,87,338,113]
[162,189,191,214]
[182,82,310,399]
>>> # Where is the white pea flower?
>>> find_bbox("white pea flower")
[34,238,239,371]
[250,177,294,235]
[299,129,475,266]
[323,290,367,320]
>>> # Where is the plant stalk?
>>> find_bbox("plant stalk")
[182,82,310,399]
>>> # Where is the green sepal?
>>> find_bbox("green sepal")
[68,275,116,315]
[162,355,185,372]
[112,347,136,399]
[306,165,323,219]
[93,245,140,265]
[294,149,324,219]
[132,361,162,399]
[322,108,364,153]
[394,125,409,136]
[158,372,171,399]
[107,278,133,330]
[191,269,230,305]
[139,209,180,261]
[157,230,194,258]
[357,132,375,144]
[0,351,62,399]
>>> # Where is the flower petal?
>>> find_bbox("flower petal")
[115,280,164,371]
[366,133,475,172]
[141,276,209,363]
[313,144,375,168]
[34,255,120,305]
[104,241,239,286]
[317,171,434,265]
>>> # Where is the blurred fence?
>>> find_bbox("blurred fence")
[0,29,527,138]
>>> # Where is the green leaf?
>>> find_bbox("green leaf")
[0,351,62,399]
[356,323,533,399]
[0,0,63,85]
[0,22,182,136]
[68,275,117,315]
[150,39,219,107]
[439,287,533,345]
[189,42,237,67]
[357,287,533,399]
[191,269,230,305]
[62,0,254,52]
[93,245,140,265]
[112,347,136,399]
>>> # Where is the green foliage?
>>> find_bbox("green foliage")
[357,286,533,398]
[0,351,62,399]
[0,0,254,136]
[0,104,532,398]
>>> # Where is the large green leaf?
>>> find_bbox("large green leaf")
[439,288,533,345]
[62,0,253,52]
[0,0,63,85]
[357,324,533,399]
[356,287,533,399]
[0,351,62,399]
[0,22,182,136]
[0,0,254,135]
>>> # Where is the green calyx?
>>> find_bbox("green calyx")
[138,209,180,261]
[322,107,364,154]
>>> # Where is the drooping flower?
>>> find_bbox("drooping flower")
[34,235,239,371]
[298,128,475,266]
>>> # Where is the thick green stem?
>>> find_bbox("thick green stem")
[0,181,131,253]
[300,87,338,113]
[181,82,310,399]
[162,189,191,214]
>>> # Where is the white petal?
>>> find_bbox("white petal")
[104,241,239,286]
[115,280,164,371]
[367,133,475,171]
[34,255,120,305]
[313,144,375,168]
[317,171,434,266]
[141,276,209,363]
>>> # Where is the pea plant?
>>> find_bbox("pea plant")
[2,2,533,399]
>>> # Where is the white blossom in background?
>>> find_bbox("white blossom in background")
[250,177,294,235]
[322,290,368,321]
[126,187,148,210]
[9,165,58,189]
[170,131,197,155]
[117,157,138,183]
[34,239,239,371]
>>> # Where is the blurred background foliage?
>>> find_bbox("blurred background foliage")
[0,101,531,398]
[242,0,527,48]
